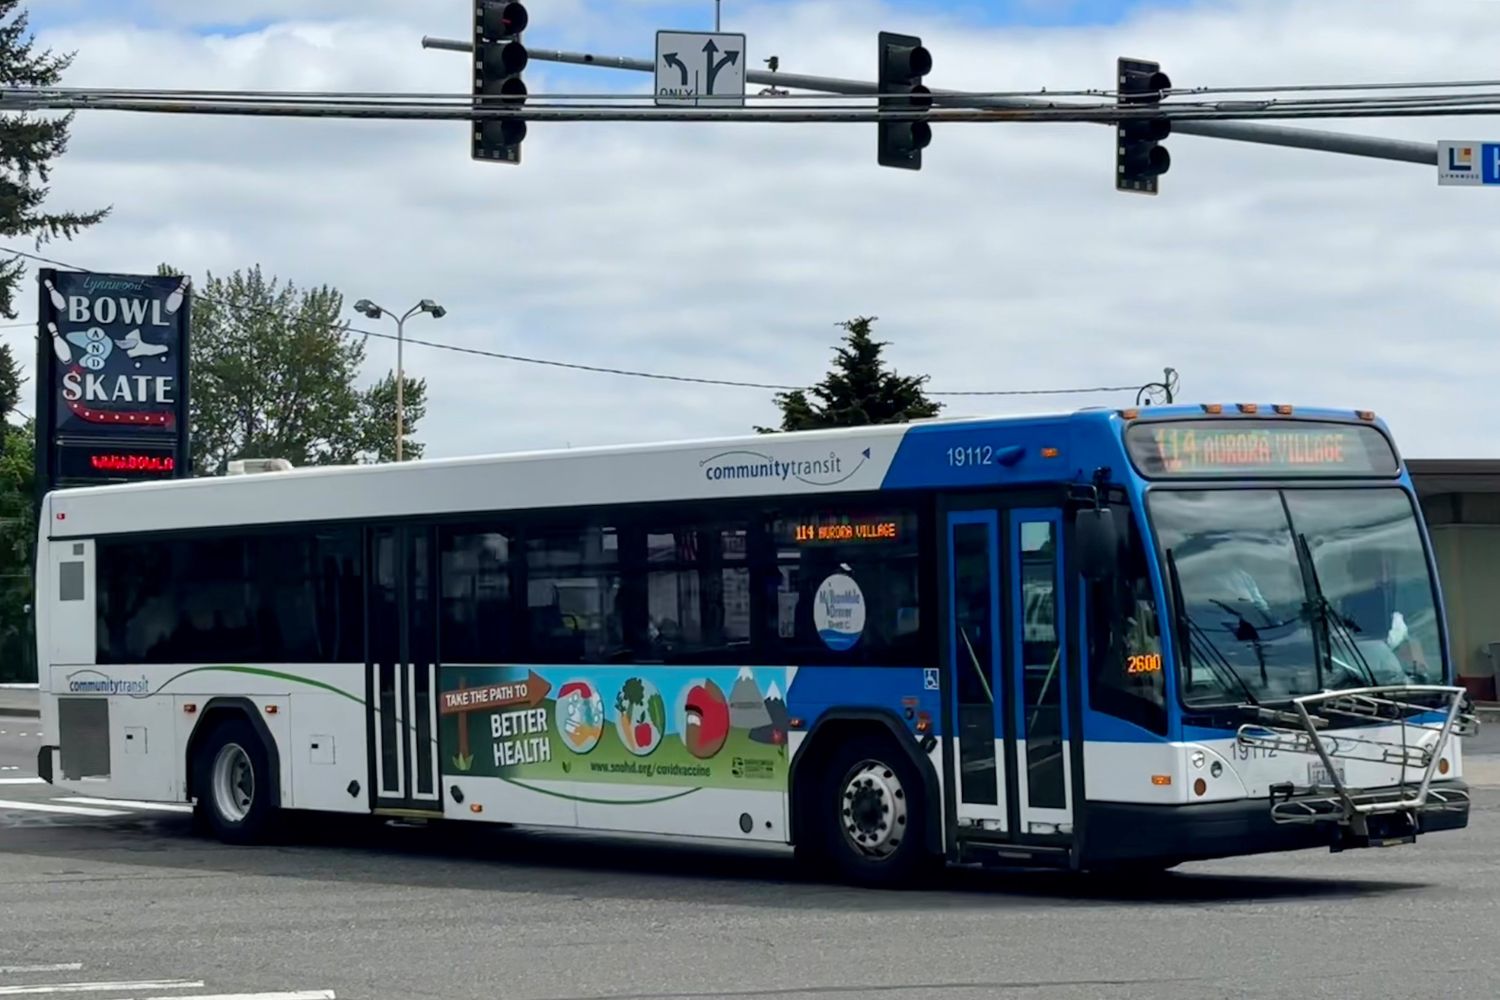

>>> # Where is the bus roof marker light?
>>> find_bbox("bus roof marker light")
[1357,409,1376,421]
[1120,409,1139,420]
[1237,403,1258,414]
[1274,404,1293,415]
[1201,403,1222,414]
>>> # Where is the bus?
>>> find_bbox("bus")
[31,403,1475,886]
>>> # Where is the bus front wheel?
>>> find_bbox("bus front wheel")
[804,732,936,887]
[192,716,277,844]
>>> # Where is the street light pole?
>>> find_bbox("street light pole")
[353,297,447,462]
[395,312,406,461]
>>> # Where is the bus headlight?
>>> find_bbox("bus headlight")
[1191,751,1205,769]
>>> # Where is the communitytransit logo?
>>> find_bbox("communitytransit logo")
[699,446,871,487]
[64,669,151,696]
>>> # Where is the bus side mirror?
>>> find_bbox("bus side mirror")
[1076,508,1119,581]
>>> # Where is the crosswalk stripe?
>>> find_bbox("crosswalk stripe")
[0,980,203,996]
[0,799,127,817]
[0,966,83,975]
[57,797,193,814]
[0,777,43,785]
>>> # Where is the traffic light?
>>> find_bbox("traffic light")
[472,1,529,164]
[877,31,932,170]
[1115,57,1170,194]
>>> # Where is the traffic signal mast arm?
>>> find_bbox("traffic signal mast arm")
[424,35,1440,166]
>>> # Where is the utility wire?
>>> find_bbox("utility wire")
[16,76,1500,101]
[7,86,1500,123]
[23,80,1500,101]
[0,244,1148,399]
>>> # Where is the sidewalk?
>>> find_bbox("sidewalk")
[0,685,39,718]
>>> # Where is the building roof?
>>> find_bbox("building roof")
[1408,459,1500,494]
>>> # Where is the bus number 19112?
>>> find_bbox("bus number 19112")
[947,446,994,467]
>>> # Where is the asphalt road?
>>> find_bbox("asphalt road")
[3,726,1500,1000]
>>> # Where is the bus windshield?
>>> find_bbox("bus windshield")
[1146,487,1443,706]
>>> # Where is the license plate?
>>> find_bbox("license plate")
[1308,761,1345,786]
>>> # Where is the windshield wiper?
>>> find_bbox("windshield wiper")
[1166,547,1261,709]
[1294,532,1378,689]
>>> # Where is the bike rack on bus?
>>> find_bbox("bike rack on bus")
[1234,685,1477,840]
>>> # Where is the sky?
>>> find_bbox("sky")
[12,0,1500,460]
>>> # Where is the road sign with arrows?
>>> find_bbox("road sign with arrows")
[655,30,746,107]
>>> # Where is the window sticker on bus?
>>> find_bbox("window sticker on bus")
[814,573,867,651]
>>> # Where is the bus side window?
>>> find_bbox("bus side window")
[1086,508,1167,735]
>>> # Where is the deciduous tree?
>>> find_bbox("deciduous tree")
[159,263,427,474]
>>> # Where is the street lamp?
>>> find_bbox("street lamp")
[353,297,446,462]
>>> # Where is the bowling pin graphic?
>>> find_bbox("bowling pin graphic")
[165,276,189,315]
[43,278,66,314]
[47,321,70,364]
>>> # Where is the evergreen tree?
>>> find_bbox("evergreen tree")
[758,316,941,432]
[0,3,108,680]
[0,1,108,321]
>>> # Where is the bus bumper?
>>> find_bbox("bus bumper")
[1081,779,1470,867]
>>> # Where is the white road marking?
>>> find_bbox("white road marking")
[0,799,126,817]
[57,797,192,814]
[0,778,43,785]
[134,993,335,1000]
[0,981,203,996]
[0,966,82,975]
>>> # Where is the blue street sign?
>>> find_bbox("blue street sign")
[1438,141,1500,186]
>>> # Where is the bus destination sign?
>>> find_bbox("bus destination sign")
[1124,420,1400,478]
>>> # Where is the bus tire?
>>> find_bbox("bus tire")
[809,732,937,888]
[192,715,277,845]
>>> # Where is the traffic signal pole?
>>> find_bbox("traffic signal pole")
[421,35,1440,166]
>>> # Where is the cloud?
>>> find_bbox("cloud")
[17,0,1500,461]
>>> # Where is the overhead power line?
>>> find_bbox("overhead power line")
[6,84,1500,124]
[0,245,1152,399]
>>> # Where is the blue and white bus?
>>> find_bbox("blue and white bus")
[32,403,1474,885]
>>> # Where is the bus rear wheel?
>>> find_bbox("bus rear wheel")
[806,732,936,887]
[192,716,277,845]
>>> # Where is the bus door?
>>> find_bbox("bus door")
[944,502,1076,844]
[1008,508,1074,838]
[366,524,442,814]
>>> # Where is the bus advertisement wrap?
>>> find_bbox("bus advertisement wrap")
[439,665,790,790]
